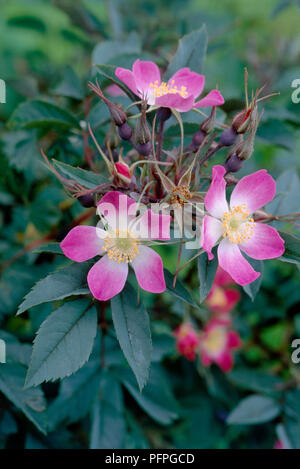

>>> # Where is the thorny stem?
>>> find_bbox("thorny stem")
[83,95,94,170]
[156,119,165,161]
[176,249,205,275]
[192,108,228,129]
[0,208,95,274]
[198,142,222,167]
[173,238,183,288]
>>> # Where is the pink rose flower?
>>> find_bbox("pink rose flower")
[60,191,171,301]
[206,267,241,319]
[115,59,224,112]
[174,323,200,361]
[199,318,242,372]
[201,165,285,286]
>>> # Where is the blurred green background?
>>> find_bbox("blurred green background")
[0,0,300,450]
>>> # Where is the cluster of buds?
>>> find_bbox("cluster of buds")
[174,268,242,372]
[88,80,133,141]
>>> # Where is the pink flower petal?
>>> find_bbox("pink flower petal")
[194,89,225,108]
[87,255,128,301]
[131,245,166,293]
[155,93,195,112]
[204,165,228,218]
[201,215,224,260]
[168,68,205,98]
[215,351,234,373]
[97,191,137,231]
[132,59,161,103]
[218,238,260,286]
[115,67,138,95]
[132,209,171,241]
[230,169,276,214]
[60,226,105,262]
[227,331,242,349]
[214,266,235,287]
[239,222,285,260]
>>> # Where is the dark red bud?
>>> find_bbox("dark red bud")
[157,107,172,122]
[118,123,132,140]
[192,130,206,147]
[220,127,238,146]
[77,194,95,207]
[136,141,152,156]
[109,104,128,126]
[224,154,243,173]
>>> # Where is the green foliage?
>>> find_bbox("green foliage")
[25,299,97,387]
[111,284,152,391]
[0,0,299,450]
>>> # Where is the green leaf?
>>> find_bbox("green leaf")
[279,231,300,264]
[242,256,264,300]
[117,365,179,425]
[8,99,80,130]
[227,394,281,425]
[257,119,295,151]
[111,283,152,391]
[164,269,197,307]
[228,368,284,395]
[25,299,97,387]
[52,159,108,189]
[92,32,141,66]
[165,26,208,79]
[47,359,101,430]
[17,262,91,315]
[0,363,47,434]
[52,66,84,100]
[197,250,218,303]
[33,243,63,255]
[90,372,125,449]
[266,169,300,218]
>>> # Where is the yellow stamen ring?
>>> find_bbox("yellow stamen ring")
[221,204,256,244]
[149,79,188,98]
[102,229,140,264]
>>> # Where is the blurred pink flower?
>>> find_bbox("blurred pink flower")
[206,267,241,320]
[199,318,242,372]
[201,165,285,286]
[115,59,224,112]
[174,323,200,361]
[60,191,171,301]
[274,439,285,450]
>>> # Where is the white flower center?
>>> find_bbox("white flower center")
[102,229,140,263]
[203,327,226,354]
[221,204,256,244]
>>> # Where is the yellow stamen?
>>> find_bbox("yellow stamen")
[149,79,188,98]
[102,229,140,264]
[170,185,192,206]
[221,204,256,244]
